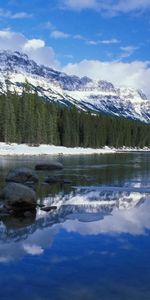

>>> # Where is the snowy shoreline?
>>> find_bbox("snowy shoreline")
[0,143,149,156]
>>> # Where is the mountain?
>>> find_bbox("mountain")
[0,50,150,123]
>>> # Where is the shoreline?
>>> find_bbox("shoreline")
[0,143,149,156]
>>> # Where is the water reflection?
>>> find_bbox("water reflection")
[0,154,150,300]
[0,185,150,263]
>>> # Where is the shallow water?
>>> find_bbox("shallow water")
[0,153,150,300]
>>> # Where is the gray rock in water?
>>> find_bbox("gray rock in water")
[44,176,72,185]
[41,206,57,212]
[45,176,58,184]
[35,162,63,171]
[2,182,37,212]
[6,167,39,184]
[62,179,72,184]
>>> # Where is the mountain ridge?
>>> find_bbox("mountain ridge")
[0,50,150,123]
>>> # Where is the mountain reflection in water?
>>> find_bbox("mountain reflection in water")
[0,186,150,263]
[1,154,150,300]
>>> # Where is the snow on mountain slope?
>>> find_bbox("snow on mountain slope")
[0,50,150,123]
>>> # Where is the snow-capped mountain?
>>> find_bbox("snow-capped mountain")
[0,50,150,123]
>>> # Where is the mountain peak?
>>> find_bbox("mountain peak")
[0,50,149,123]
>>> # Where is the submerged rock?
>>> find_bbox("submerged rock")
[1,182,37,212]
[6,167,39,184]
[45,176,58,184]
[37,204,45,208]
[35,162,63,171]
[62,179,72,184]
[41,206,57,212]
[44,176,72,185]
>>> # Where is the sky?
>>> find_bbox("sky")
[0,0,150,96]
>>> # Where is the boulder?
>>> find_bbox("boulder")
[6,167,39,184]
[1,182,37,212]
[35,162,63,171]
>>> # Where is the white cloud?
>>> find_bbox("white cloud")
[43,21,55,30]
[23,39,45,50]
[0,256,12,263]
[0,8,10,18]
[88,38,120,45]
[0,30,59,68]
[100,38,120,44]
[0,30,13,38]
[73,34,120,45]
[51,30,70,39]
[61,0,98,11]
[62,59,150,97]
[119,45,138,58]
[62,199,150,236]
[11,12,32,19]
[23,244,44,255]
[0,30,25,51]
[46,23,119,47]
[0,8,32,19]
[73,34,87,41]
[60,0,150,15]
[111,0,150,14]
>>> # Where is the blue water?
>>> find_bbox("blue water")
[0,153,150,300]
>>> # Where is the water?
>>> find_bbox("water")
[0,153,150,300]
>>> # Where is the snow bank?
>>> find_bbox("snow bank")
[0,143,116,156]
[0,143,149,156]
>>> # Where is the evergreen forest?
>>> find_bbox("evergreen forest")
[0,89,150,148]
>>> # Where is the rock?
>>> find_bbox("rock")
[37,204,45,208]
[44,176,72,185]
[2,182,37,212]
[24,181,36,190]
[41,206,57,212]
[62,179,72,184]
[35,162,63,171]
[45,176,58,184]
[6,167,39,184]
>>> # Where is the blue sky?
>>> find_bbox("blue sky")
[0,0,150,95]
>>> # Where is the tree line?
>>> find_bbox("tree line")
[0,89,150,148]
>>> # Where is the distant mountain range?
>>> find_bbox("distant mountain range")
[0,50,150,123]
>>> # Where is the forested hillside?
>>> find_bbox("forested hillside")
[0,89,150,148]
[0,51,150,124]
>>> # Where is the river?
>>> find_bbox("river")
[0,153,150,300]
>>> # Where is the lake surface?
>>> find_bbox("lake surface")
[0,153,150,300]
